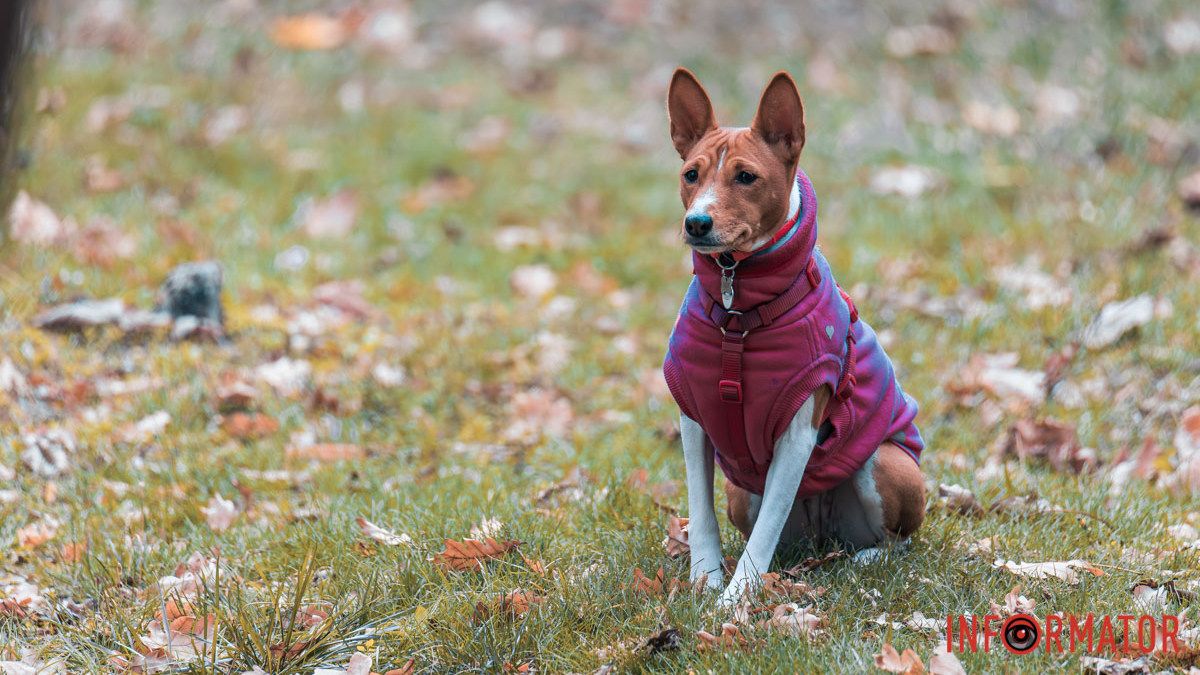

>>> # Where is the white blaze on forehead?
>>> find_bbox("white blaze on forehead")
[686,185,717,218]
[716,148,727,171]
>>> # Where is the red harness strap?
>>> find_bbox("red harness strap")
[698,257,822,473]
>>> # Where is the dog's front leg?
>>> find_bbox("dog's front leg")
[717,397,817,608]
[681,414,724,590]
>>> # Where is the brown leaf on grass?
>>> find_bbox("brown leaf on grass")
[936,484,983,516]
[992,558,1104,585]
[927,646,967,675]
[201,495,238,532]
[663,516,689,558]
[61,541,87,564]
[695,623,755,652]
[384,660,416,675]
[431,537,521,572]
[1000,418,1096,473]
[8,190,75,246]
[989,586,1035,616]
[1082,295,1155,350]
[83,155,125,193]
[301,190,359,239]
[874,643,925,673]
[762,603,824,638]
[630,567,667,595]
[1179,169,1200,211]
[1042,342,1079,398]
[269,13,355,50]
[73,217,137,267]
[477,589,545,619]
[759,573,823,601]
[521,554,546,575]
[356,517,412,546]
[0,597,32,618]
[16,520,58,548]
[286,443,364,462]
[782,550,846,575]
[222,412,279,439]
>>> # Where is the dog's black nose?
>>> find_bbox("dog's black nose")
[684,214,713,238]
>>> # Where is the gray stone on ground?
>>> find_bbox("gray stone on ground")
[158,261,225,338]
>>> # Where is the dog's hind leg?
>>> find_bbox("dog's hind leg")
[830,442,926,564]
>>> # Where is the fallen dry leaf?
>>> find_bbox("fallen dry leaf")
[885,24,956,58]
[927,645,967,675]
[874,643,925,673]
[937,484,983,516]
[270,13,354,50]
[782,550,846,575]
[990,585,1035,616]
[478,589,545,619]
[431,537,521,572]
[695,622,755,652]
[16,519,58,548]
[759,572,822,601]
[999,418,1095,473]
[356,517,412,546]
[870,166,942,198]
[509,264,557,300]
[762,603,824,638]
[663,516,689,559]
[222,412,279,439]
[8,190,75,246]
[301,190,359,239]
[1082,295,1155,349]
[992,558,1104,585]
[1179,169,1200,210]
[287,443,364,462]
[201,494,238,533]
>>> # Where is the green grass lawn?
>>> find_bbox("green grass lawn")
[2,1,1200,672]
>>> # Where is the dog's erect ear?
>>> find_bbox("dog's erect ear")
[751,71,805,167]
[667,68,717,159]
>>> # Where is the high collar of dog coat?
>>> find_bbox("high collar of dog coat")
[692,171,817,312]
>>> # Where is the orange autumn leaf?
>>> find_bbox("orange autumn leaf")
[384,661,415,675]
[477,589,545,620]
[269,13,352,51]
[431,537,521,572]
[695,623,754,652]
[629,567,686,596]
[663,516,689,558]
[875,643,926,674]
[60,541,87,564]
[287,443,364,462]
[222,411,279,439]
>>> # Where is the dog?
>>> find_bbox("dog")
[661,68,927,607]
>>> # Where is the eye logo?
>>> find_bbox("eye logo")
[1002,614,1040,654]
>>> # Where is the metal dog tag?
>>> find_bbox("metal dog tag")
[721,273,734,309]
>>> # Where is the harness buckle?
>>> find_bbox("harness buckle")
[718,379,743,403]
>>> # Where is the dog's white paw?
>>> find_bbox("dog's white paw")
[851,539,910,565]
[851,547,886,565]
[716,575,755,609]
[691,569,725,591]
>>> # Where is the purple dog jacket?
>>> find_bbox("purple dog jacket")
[663,169,923,498]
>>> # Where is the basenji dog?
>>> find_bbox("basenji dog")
[661,69,927,607]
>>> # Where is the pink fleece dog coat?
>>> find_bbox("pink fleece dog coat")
[663,169,923,498]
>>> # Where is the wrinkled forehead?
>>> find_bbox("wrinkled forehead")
[685,127,771,168]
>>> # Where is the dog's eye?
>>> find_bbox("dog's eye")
[735,171,757,185]
[683,168,699,183]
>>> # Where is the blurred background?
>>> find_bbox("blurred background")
[1,0,1200,672]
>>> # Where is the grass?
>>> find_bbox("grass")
[2,0,1200,672]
